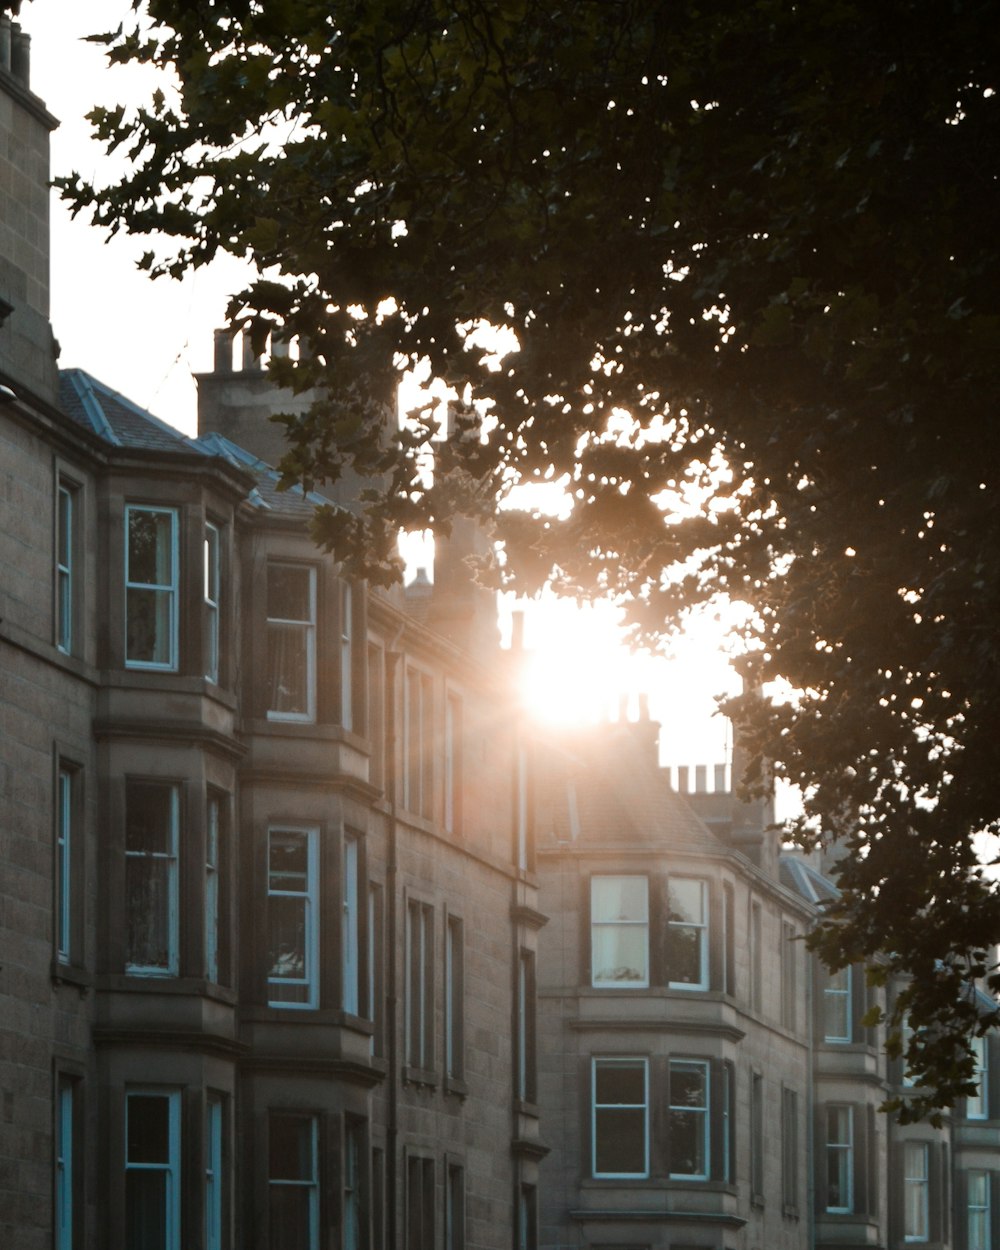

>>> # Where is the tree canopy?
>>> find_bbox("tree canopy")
[59,0,1000,1118]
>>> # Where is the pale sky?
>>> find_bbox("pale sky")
[25,0,748,787]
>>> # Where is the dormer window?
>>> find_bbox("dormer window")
[125,505,178,670]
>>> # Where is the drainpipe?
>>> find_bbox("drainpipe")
[385,631,403,1250]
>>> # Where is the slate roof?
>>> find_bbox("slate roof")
[545,721,723,852]
[779,854,841,906]
[58,368,339,521]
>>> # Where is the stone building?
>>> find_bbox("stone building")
[3,19,1000,1250]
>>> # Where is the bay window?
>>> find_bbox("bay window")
[592,1057,648,1178]
[666,878,708,990]
[266,563,316,721]
[668,1059,709,1180]
[269,1113,319,1250]
[125,1090,180,1250]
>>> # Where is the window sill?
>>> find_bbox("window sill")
[445,1075,469,1099]
[782,1203,800,1220]
[515,1097,540,1118]
[51,961,92,992]
[403,1065,438,1089]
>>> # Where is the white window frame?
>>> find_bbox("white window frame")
[203,522,220,683]
[56,480,74,654]
[266,562,316,722]
[268,1113,319,1250]
[125,782,180,977]
[342,834,360,1015]
[267,825,319,1009]
[826,1104,854,1213]
[55,1077,74,1250]
[56,767,73,964]
[969,1034,989,1120]
[343,1118,362,1250]
[445,914,464,1080]
[340,581,353,730]
[666,877,709,991]
[205,796,220,983]
[824,965,853,1043]
[591,1056,649,1179]
[590,875,649,988]
[904,1141,930,1243]
[668,1058,710,1181]
[968,1168,991,1250]
[125,504,179,671]
[406,897,434,1070]
[125,1089,181,1250]
[205,1095,223,1250]
[444,692,461,835]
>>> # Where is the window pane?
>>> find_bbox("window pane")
[126,784,175,854]
[126,588,172,665]
[128,510,172,586]
[269,1116,315,1181]
[268,622,310,714]
[592,926,648,984]
[595,1061,645,1105]
[269,896,307,980]
[270,831,308,886]
[669,879,705,924]
[594,1107,645,1174]
[126,856,173,968]
[665,924,702,985]
[126,1170,168,1250]
[268,565,312,621]
[269,1187,314,1250]
[591,877,647,922]
[127,1095,170,1164]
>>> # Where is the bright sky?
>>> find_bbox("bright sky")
[26,0,748,787]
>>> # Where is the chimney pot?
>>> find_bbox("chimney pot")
[213,329,234,373]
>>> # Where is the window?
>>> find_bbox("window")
[404,668,434,818]
[367,644,385,787]
[750,902,763,1011]
[751,1071,764,1202]
[446,1162,465,1250]
[826,1105,854,1213]
[343,1119,362,1250]
[968,1170,991,1250]
[517,948,537,1104]
[267,827,319,1008]
[722,1061,735,1184]
[592,1057,648,1178]
[666,878,708,990]
[668,1059,709,1180]
[823,965,852,1042]
[56,479,75,654]
[969,1035,988,1119]
[406,899,434,1071]
[266,563,316,721]
[55,1076,77,1250]
[125,505,178,670]
[781,1087,798,1209]
[723,881,735,996]
[205,1095,223,1250]
[203,523,220,683]
[269,1113,319,1250]
[904,1142,929,1242]
[372,1147,385,1250]
[514,744,532,871]
[342,835,360,1015]
[340,581,353,729]
[205,795,220,983]
[517,1184,537,1250]
[444,693,462,835]
[591,875,649,987]
[445,915,464,1082]
[406,1155,434,1250]
[55,765,77,964]
[781,921,797,1030]
[125,1090,180,1250]
[900,1012,918,1086]
[368,882,385,1056]
[125,781,179,975]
